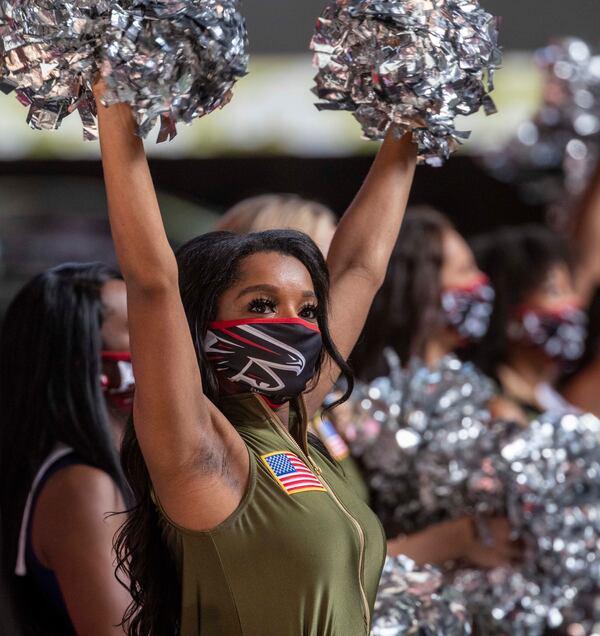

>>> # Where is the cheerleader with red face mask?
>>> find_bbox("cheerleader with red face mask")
[94,79,417,635]
[472,224,587,420]
[0,264,132,635]
[351,208,520,570]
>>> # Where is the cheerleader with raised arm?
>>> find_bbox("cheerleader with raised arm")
[95,79,416,634]
[0,264,132,635]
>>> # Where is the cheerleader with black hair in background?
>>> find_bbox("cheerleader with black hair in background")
[0,263,132,635]
[350,208,522,568]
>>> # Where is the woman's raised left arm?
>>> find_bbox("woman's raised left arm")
[306,133,417,413]
[571,162,600,305]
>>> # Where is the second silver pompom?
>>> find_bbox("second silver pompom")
[310,0,502,165]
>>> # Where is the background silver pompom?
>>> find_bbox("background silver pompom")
[310,0,502,166]
[372,555,472,635]
[354,363,600,631]
[496,412,600,633]
[350,354,505,537]
[100,0,249,142]
[483,38,600,231]
[453,412,600,634]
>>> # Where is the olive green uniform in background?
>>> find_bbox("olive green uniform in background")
[158,394,386,636]
[311,414,370,504]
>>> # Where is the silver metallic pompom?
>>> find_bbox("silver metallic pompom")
[100,0,249,142]
[455,412,600,635]
[310,0,502,166]
[497,412,600,633]
[0,0,248,141]
[372,555,472,635]
[483,38,600,231]
[349,354,504,537]
[0,1,109,139]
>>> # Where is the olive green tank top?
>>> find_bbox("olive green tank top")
[158,393,386,636]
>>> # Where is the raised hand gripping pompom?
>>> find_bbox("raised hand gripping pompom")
[0,0,248,141]
[100,0,249,142]
[310,0,502,166]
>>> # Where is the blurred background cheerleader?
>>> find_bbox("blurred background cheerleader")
[558,162,600,417]
[0,263,132,635]
[349,208,520,568]
[217,194,337,258]
[471,158,600,420]
[470,225,586,419]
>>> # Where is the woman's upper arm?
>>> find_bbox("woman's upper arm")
[127,284,251,528]
[127,281,215,473]
[305,135,417,414]
[305,271,381,415]
[35,466,130,635]
[95,98,248,498]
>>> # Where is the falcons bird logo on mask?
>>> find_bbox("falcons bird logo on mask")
[205,318,323,404]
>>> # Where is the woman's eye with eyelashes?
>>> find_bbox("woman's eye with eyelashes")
[248,298,277,314]
[299,304,318,320]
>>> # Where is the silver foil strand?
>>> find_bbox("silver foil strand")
[310,0,502,165]
[0,0,248,141]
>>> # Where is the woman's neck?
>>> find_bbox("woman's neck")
[423,337,454,368]
[272,402,290,429]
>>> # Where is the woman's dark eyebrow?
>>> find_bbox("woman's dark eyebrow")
[235,284,316,300]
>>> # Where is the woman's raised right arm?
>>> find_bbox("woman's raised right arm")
[571,162,600,305]
[96,94,248,527]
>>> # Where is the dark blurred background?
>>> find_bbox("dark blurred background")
[1,0,599,312]
[245,0,600,52]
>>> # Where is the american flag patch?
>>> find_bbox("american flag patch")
[317,418,350,461]
[261,452,327,495]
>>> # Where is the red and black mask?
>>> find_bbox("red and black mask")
[440,275,495,343]
[204,318,323,406]
[509,304,588,363]
[101,351,135,414]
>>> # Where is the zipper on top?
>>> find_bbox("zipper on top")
[257,398,371,633]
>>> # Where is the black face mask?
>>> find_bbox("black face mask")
[441,276,495,343]
[205,318,323,405]
[509,304,588,363]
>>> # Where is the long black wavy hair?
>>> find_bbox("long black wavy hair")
[0,263,126,634]
[351,208,453,381]
[115,230,354,635]
[469,224,572,379]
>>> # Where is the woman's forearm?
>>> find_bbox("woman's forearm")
[572,162,600,304]
[327,133,417,286]
[387,517,473,566]
[96,98,178,290]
